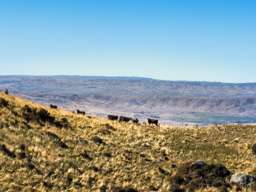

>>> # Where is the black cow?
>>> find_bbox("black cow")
[50,104,58,109]
[77,109,86,115]
[4,89,9,95]
[108,115,119,121]
[132,118,139,124]
[147,118,159,126]
[119,116,132,122]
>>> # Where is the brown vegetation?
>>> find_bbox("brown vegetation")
[0,92,256,191]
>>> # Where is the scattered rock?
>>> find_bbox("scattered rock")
[46,132,68,149]
[171,161,231,191]
[91,136,105,145]
[77,138,88,146]
[43,181,54,189]
[25,157,42,174]
[111,186,138,192]
[140,153,146,158]
[17,144,31,159]
[170,185,185,192]
[0,122,4,129]
[54,117,69,128]
[230,173,256,187]
[158,167,169,175]
[149,185,158,191]
[59,141,68,149]
[191,160,207,169]
[73,180,83,188]
[81,151,93,161]
[103,152,112,158]
[0,144,16,158]
[99,185,108,192]
[99,127,112,135]
[46,131,59,140]
[104,124,116,131]
[19,144,27,151]
[89,165,100,172]
[87,177,95,189]
[17,152,27,159]
[252,144,256,155]
[66,175,73,186]
[26,161,36,170]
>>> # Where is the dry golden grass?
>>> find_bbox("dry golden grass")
[0,92,256,191]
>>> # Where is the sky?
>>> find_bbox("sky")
[0,0,256,83]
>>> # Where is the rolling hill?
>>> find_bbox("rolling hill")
[1,92,256,191]
[1,76,256,124]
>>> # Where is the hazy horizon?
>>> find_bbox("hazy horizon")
[1,74,256,84]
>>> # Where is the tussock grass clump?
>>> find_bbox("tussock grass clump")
[0,98,9,107]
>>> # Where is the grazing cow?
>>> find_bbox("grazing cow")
[4,89,9,95]
[119,116,132,122]
[132,118,139,124]
[108,115,119,121]
[77,109,86,115]
[147,118,159,126]
[50,104,58,109]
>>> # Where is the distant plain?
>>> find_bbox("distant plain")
[1,76,256,124]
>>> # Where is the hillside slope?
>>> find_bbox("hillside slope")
[0,92,256,191]
[1,76,256,124]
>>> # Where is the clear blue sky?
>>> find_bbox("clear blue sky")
[0,0,256,82]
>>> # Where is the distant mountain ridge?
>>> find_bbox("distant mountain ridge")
[1,75,256,124]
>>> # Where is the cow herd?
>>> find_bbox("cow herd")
[2,89,159,127]
[50,104,87,116]
[108,115,159,126]
[50,104,159,126]
[48,103,159,126]
[76,109,86,115]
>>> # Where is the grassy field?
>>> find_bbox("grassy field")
[0,92,256,191]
